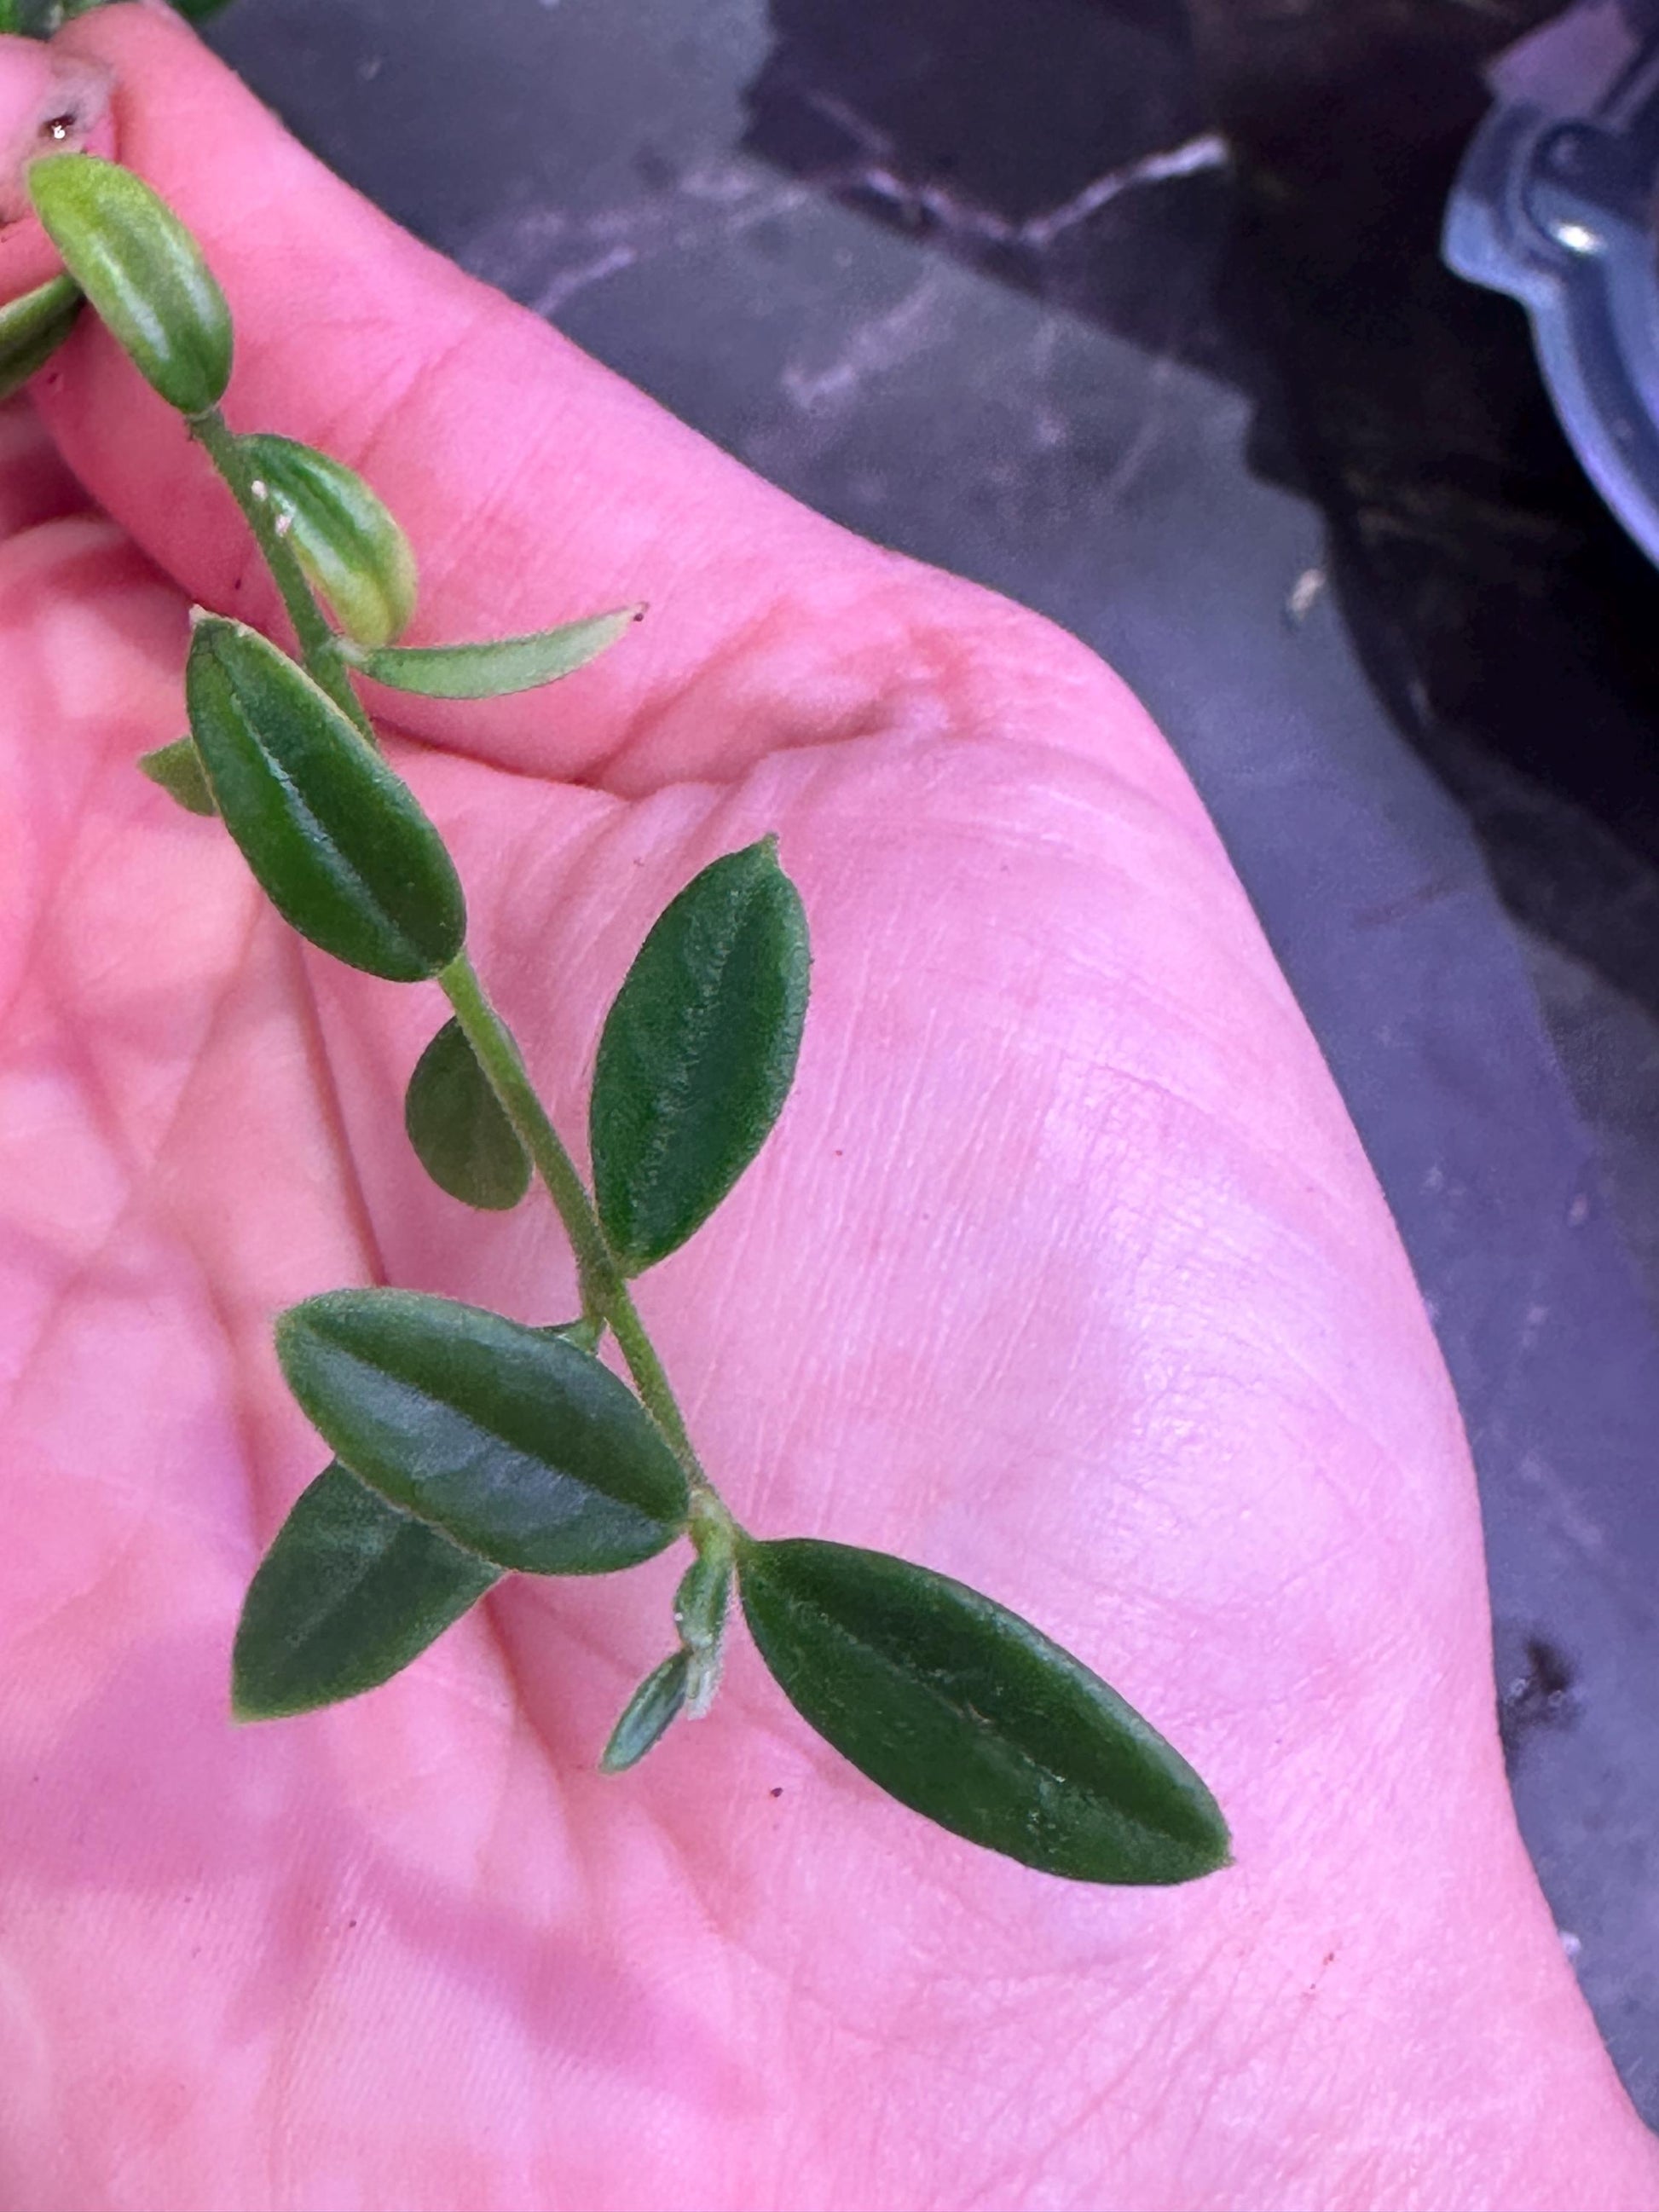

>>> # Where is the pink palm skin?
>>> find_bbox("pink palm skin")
[1,11,1656,2208]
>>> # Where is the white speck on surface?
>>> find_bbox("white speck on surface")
[1560,1929,1583,1960]
[1286,566,1327,623]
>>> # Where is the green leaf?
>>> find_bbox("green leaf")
[0,0,70,32]
[186,615,465,981]
[737,1539,1231,1886]
[137,734,217,817]
[27,155,232,418]
[591,840,809,1273]
[599,1652,690,1773]
[673,1553,731,1653]
[404,1018,530,1211]
[232,1460,500,1721]
[674,1551,731,1716]
[276,1290,690,1574]
[240,433,418,650]
[342,606,640,699]
[0,275,81,403]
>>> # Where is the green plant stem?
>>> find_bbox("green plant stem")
[194,399,734,1545]
[439,951,726,1522]
[191,407,376,744]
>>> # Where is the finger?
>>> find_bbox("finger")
[0,30,114,289]
[34,5,1160,803]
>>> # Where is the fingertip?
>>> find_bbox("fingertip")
[0,30,117,300]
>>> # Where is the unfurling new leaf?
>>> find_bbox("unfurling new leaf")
[0,275,81,404]
[592,840,810,1273]
[405,1018,531,1211]
[240,433,419,649]
[342,606,640,698]
[738,1539,1231,1886]
[27,154,231,416]
[600,1652,690,1773]
[233,1461,500,1720]
[137,735,217,817]
[276,1291,690,1573]
[186,615,465,980]
[674,1551,731,1716]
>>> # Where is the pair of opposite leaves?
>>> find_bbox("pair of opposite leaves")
[22,144,1231,1886]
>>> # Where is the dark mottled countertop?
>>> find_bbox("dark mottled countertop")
[208,0,1659,2116]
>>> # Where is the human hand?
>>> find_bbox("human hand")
[2,10,1655,2207]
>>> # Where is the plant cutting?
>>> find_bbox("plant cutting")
[13,145,1229,1887]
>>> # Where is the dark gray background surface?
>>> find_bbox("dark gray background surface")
[205,0,1659,2114]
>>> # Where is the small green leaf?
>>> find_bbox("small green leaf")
[599,1651,690,1773]
[276,1290,690,1574]
[232,1460,500,1720]
[343,606,640,699]
[592,840,809,1273]
[673,1553,731,1653]
[0,0,71,32]
[0,275,81,403]
[137,734,217,817]
[404,1018,530,1211]
[186,615,465,981]
[674,1551,731,1716]
[27,155,232,418]
[240,434,418,649]
[738,1539,1231,1886]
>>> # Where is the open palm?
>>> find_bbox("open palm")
[1,12,1654,2209]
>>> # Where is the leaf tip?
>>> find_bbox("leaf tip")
[228,1665,280,1725]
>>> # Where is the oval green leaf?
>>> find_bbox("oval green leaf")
[27,154,231,417]
[0,275,81,403]
[591,839,809,1273]
[232,1460,500,1721]
[599,1651,690,1774]
[276,1290,690,1574]
[240,433,418,650]
[405,1018,531,1211]
[738,1539,1231,1886]
[343,605,640,698]
[186,615,465,981]
[137,734,217,817]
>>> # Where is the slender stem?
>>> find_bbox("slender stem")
[194,403,727,1524]
[190,408,376,743]
[439,951,713,1494]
